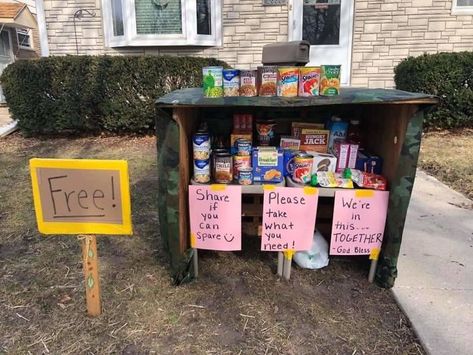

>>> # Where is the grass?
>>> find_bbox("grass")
[0,134,424,354]
[419,129,473,200]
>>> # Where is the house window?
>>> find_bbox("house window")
[16,28,33,49]
[452,0,473,14]
[102,0,222,47]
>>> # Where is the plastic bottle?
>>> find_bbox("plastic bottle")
[347,119,361,144]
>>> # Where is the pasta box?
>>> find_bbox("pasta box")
[252,147,284,183]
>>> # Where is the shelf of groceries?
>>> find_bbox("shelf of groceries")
[191,113,388,194]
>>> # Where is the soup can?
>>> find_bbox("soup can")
[292,153,314,184]
[233,154,251,176]
[239,70,257,97]
[257,66,278,97]
[235,139,252,156]
[193,132,210,160]
[320,65,341,96]
[213,153,233,183]
[298,67,321,97]
[277,67,299,97]
[194,159,210,183]
[223,69,240,97]
[238,167,253,185]
[203,66,223,98]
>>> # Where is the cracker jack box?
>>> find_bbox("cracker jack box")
[299,128,329,153]
[291,122,324,139]
[252,147,284,183]
[307,152,337,173]
[355,150,383,175]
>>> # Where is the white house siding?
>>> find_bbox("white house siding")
[352,0,473,88]
[42,0,288,67]
[42,0,472,88]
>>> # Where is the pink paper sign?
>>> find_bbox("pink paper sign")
[188,185,242,251]
[261,186,318,251]
[330,190,389,256]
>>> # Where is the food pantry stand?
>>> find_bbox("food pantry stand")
[155,87,437,287]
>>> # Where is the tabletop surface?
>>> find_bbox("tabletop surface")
[156,87,438,108]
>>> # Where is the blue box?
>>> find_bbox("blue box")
[252,148,284,183]
[355,151,383,175]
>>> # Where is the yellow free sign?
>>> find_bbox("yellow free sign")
[30,159,132,235]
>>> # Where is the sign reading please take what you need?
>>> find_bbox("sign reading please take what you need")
[30,159,132,235]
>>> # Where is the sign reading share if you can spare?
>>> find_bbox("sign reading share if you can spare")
[30,159,132,235]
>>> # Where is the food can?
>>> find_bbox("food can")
[239,70,257,97]
[223,69,240,97]
[257,66,278,97]
[277,67,299,97]
[245,114,253,131]
[293,153,314,184]
[233,114,241,131]
[202,66,223,98]
[256,121,276,146]
[194,159,210,183]
[235,139,252,156]
[213,153,233,183]
[233,155,251,176]
[237,167,253,185]
[193,132,210,160]
[320,65,341,96]
[298,67,321,97]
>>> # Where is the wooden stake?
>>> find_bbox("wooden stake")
[368,259,377,283]
[283,250,295,281]
[80,235,101,316]
[193,248,199,278]
[277,252,284,277]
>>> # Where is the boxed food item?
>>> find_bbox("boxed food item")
[223,69,240,97]
[291,122,325,138]
[355,151,383,175]
[280,136,301,150]
[306,152,337,173]
[332,140,350,172]
[252,147,284,183]
[299,128,330,152]
[347,142,359,169]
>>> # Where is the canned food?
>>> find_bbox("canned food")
[293,153,314,184]
[193,132,210,160]
[257,66,278,97]
[213,153,233,183]
[238,167,253,185]
[194,159,210,183]
[233,114,241,131]
[233,155,251,176]
[277,67,299,97]
[235,139,252,156]
[299,67,321,97]
[320,65,341,96]
[245,114,253,131]
[203,66,223,98]
[239,70,257,97]
[223,69,240,97]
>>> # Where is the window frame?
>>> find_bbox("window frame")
[102,0,222,47]
[16,28,34,50]
[452,0,473,15]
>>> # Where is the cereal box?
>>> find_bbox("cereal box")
[320,65,341,96]
[332,141,350,172]
[277,67,299,97]
[298,67,321,97]
[347,143,359,169]
[252,147,284,183]
[299,128,330,153]
[355,151,383,175]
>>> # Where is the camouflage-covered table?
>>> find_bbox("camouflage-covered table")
[156,87,438,287]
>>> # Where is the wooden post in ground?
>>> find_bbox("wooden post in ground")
[277,252,284,277]
[80,235,101,317]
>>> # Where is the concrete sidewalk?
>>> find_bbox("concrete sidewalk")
[393,171,473,355]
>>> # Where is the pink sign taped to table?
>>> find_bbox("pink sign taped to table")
[330,190,389,258]
[188,185,242,251]
[261,186,319,252]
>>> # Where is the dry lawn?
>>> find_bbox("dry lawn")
[0,135,424,354]
[420,129,473,200]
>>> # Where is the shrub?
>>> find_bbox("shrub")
[0,56,228,135]
[394,52,473,130]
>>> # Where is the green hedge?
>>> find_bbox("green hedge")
[0,56,228,135]
[394,52,473,129]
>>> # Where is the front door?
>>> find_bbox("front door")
[0,30,14,103]
[289,0,354,86]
